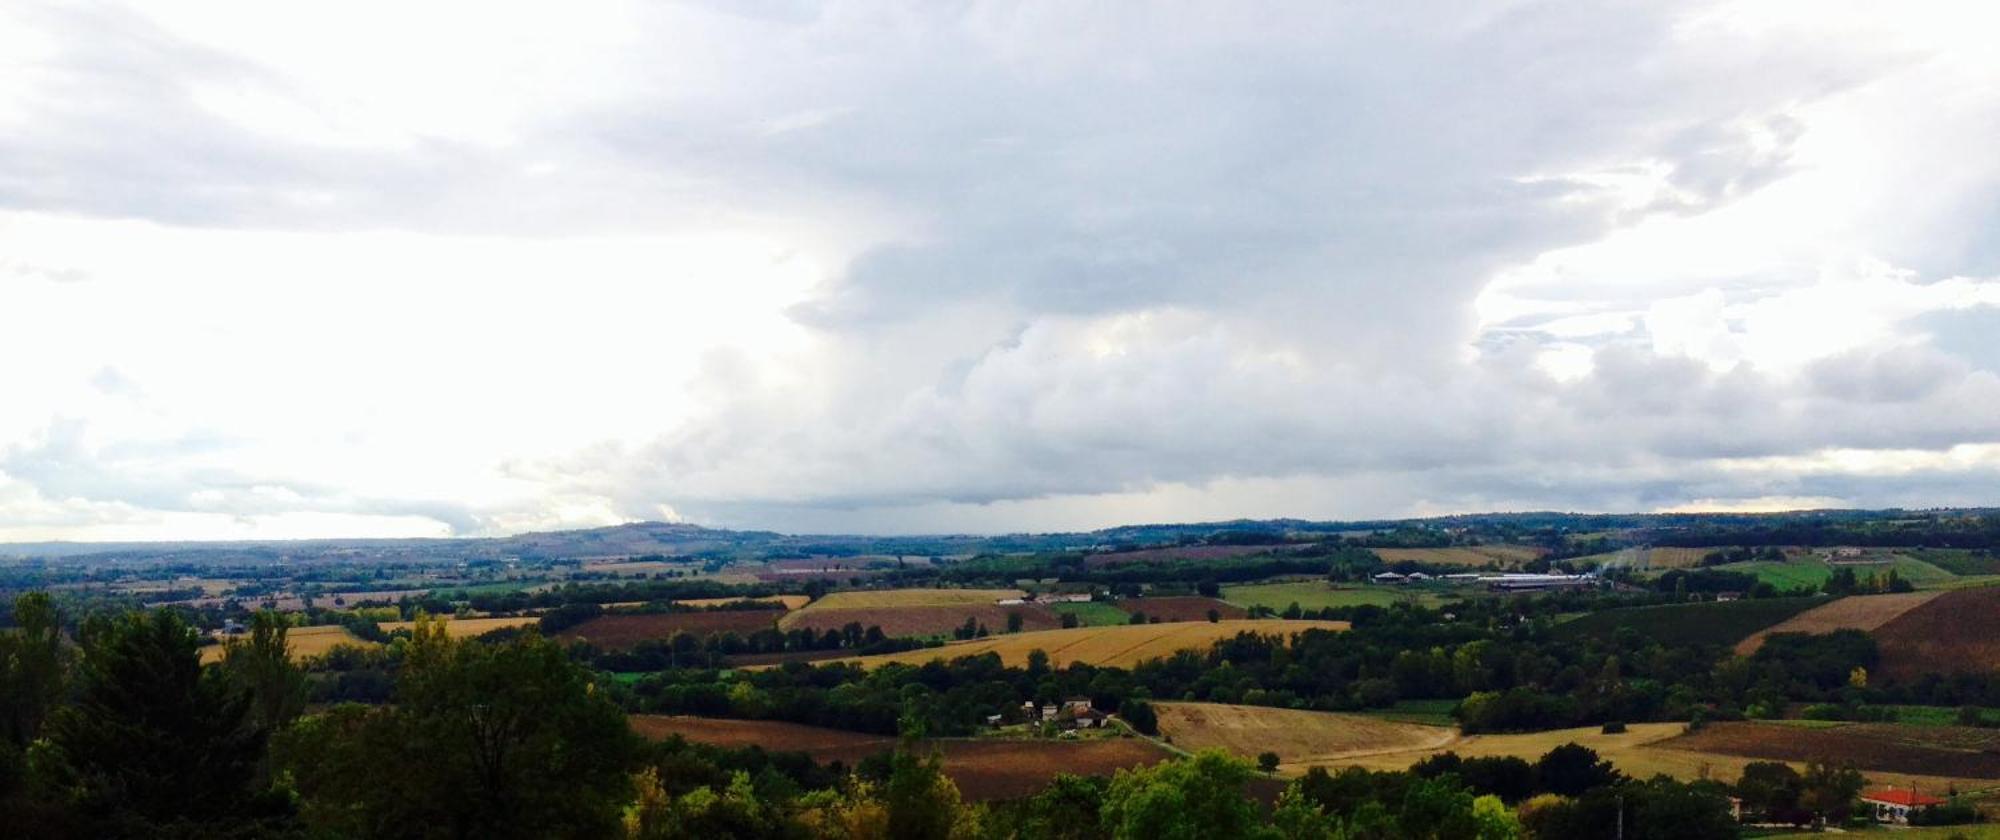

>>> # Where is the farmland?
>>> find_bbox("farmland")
[199,624,374,664]
[1222,581,1445,611]
[783,603,1062,638]
[1114,596,1245,622]
[557,610,781,649]
[1554,597,1826,647]
[673,594,811,610]
[378,615,541,637]
[1731,591,1940,655]
[1660,721,2000,780]
[1373,545,1543,568]
[808,619,1349,669]
[779,588,1022,626]
[1048,601,1130,626]
[1082,543,1293,567]
[629,715,1174,801]
[1153,702,1452,767]
[1874,586,2000,680]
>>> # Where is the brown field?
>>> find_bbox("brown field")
[629,715,1174,801]
[1115,597,1247,622]
[379,616,540,637]
[784,604,1062,638]
[200,624,376,664]
[1374,545,1543,568]
[1732,591,1941,656]
[1322,722,2000,793]
[1154,702,1452,768]
[1661,722,2000,780]
[675,595,811,610]
[559,611,780,649]
[783,588,1023,621]
[1875,587,2000,681]
[807,619,1348,670]
[1084,544,1295,568]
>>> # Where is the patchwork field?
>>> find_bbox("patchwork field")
[674,595,811,610]
[1322,721,2000,793]
[784,604,1062,638]
[1223,581,1445,612]
[808,619,1349,670]
[1731,592,1941,656]
[1660,721,2000,780]
[379,616,541,637]
[1874,586,2000,680]
[1153,702,1453,768]
[200,624,375,664]
[558,611,781,649]
[780,588,1023,626]
[1374,545,1542,568]
[1115,596,1246,622]
[1555,597,1826,647]
[629,715,1174,801]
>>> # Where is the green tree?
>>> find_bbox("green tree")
[1468,794,1521,839]
[1007,611,1025,634]
[1258,752,1281,773]
[884,741,979,840]
[1734,761,1803,821]
[220,610,306,733]
[1533,743,1619,797]
[1800,761,1864,823]
[0,592,70,747]
[1016,773,1110,840]
[1100,751,1261,840]
[32,608,277,835]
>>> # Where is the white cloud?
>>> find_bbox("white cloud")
[4,1,2000,539]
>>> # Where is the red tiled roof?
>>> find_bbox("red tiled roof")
[1860,788,1947,807]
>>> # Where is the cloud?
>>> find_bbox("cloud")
[3,1,2000,539]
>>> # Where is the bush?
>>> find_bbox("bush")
[1600,721,1627,734]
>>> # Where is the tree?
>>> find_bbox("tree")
[281,618,638,839]
[1468,794,1521,840]
[1533,743,1619,797]
[1061,613,1080,629]
[1100,751,1260,840]
[1258,752,1281,773]
[1016,773,1110,840]
[1196,580,1221,598]
[1734,761,1804,823]
[221,610,306,733]
[1007,611,1025,634]
[0,592,69,747]
[33,608,277,834]
[1206,609,1221,623]
[1119,699,1157,736]
[884,742,980,840]
[1800,761,1864,824]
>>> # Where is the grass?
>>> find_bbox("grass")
[1704,556,1959,592]
[1049,601,1132,627]
[1152,702,1453,767]
[1222,581,1446,612]
[1352,699,1461,727]
[1554,597,1826,647]
[801,619,1349,670]
[1907,548,2000,577]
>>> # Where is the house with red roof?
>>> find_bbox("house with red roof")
[1859,787,1947,824]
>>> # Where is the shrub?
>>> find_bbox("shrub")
[1600,721,1626,734]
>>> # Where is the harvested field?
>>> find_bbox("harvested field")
[808,619,1348,670]
[200,624,375,664]
[379,616,540,637]
[559,611,780,649]
[1875,586,2000,680]
[1732,592,1941,656]
[783,588,1022,624]
[675,595,811,610]
[1659,721,2000,780]
[1084,544,1293,568]
[1153,702,1452,768]
[1374,546,1542,568]
[1115,596,1246,622]
[784,604,1061,638]
[1323,722,2000,793]
[629,715,1174,801]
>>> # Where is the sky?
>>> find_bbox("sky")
[4,1,2000,541]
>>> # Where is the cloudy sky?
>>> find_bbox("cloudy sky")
[4,1,2000,541]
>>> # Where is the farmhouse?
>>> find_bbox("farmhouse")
[1860,788,1947,824]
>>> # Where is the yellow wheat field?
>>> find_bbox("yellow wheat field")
[378,616,541,637]
[803,619,1348,670]
[200,624,376,664]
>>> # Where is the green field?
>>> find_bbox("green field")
[1222,581,1446,612]
[1702,556,1958,591]
[1049,601,1133,627]
[1906,548,2000,576]
[1554,597,1827,647]
[1353,698,1461,727]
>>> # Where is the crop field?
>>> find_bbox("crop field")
[781,588,1022,624]
[1373,545,1542,568]
[1554,597,1826,647]
[783,604,1062,638]
[1875,586,2000,680]
[1083,544,1294,568]
[1222,581,1446,612]
[1351,699,1461,727]
[1905,548,2000,577]
[1660,721,2000,780]
[558,611,781,649]
[1114,596,1246,622]
[674,594,811,610]
[1049,601,1131,626]
[629,715,1173,801]
[811,619,1349,670]
[378,616,541,637]
[200,624,376,664]
[1153,702,1453,767]
[1732,592,1941,655]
